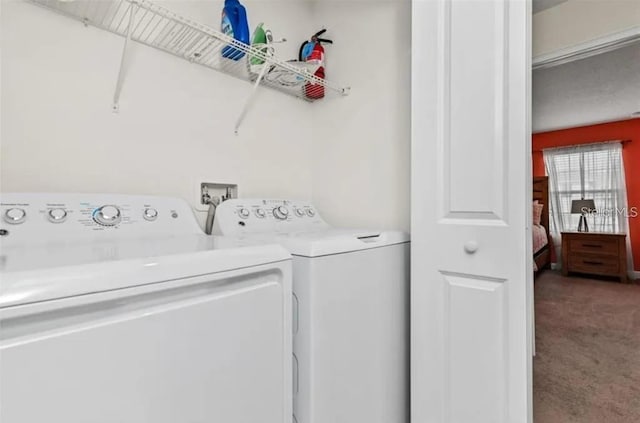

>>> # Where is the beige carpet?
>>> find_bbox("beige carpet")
[534,271,640,423]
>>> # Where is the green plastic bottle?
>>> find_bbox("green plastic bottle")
[250,23,268,66]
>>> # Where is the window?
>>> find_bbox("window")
[543,142,628,234]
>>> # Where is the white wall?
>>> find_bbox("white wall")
[310,0,411,231]
[0,0,315,225]
[532,0,568,15]
[533,0,640,58]
[1,0,412,232]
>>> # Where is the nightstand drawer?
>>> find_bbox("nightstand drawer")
[568,237,619,256]
[568,253,620,275]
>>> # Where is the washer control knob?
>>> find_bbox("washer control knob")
[294,207,305,217]
[93,205,122,226]
[306,208,316,217]
[255,208,266,218]
[48,208,68,223]
[238,208,250,219]
[4,208,26,224]
[273,206,289,220]
[143,208,158,221]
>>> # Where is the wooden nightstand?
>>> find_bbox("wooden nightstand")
[561,232,628,283]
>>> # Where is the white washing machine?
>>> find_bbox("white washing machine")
[0,193,292,423]
[212,199,410,423]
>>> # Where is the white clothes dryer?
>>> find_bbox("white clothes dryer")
[212,199,410,423]
[0,193,292,423]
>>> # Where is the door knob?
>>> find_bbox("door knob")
[464,241,479,254]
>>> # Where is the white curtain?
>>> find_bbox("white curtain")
[543,141,634,274]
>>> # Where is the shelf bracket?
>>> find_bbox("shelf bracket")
[234,60,272,134]
[112,1,138,113]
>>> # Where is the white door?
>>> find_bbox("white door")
[411,0,533,422]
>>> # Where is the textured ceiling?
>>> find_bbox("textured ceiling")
[532,42,640,133]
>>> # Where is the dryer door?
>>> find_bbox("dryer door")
[1,264,292,423]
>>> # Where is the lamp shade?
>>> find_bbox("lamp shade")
[571,199,596,214]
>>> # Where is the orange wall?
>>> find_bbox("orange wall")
[533,118,640,272]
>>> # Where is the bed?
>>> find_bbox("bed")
[533,176,552,273]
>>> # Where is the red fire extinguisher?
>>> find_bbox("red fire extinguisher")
[299,29,333,100]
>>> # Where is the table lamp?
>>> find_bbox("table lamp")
[571,199,596,232]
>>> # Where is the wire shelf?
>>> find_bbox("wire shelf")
[26,0,350,102]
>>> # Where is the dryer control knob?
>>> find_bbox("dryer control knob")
[143,208,158,221]
[93,205,122,226]
[255,208,266,218]
[306,208,316,217]
[273,206,289,220]
[48,208,68,223]
[294,207,305,217]
[4,208,26,224]
[238,208,250,219]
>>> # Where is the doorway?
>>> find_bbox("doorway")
[531,6,640,421]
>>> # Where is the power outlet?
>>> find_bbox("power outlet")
[195,182,238,212]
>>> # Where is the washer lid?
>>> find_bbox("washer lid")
[0,235,290,309]
[230,229,410,257]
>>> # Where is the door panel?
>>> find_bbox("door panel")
[447,0,507,218]
[412,0,532,422]
[443,273,507,422]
